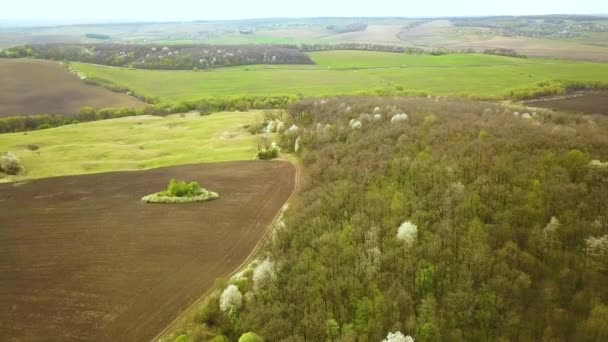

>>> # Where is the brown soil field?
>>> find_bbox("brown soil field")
[0,160,296,342]
[526,92,608,115]
[0,59,143,117]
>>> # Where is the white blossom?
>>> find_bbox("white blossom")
[383,331,414,342]
[294,136,302,152]
[585,235,608,271]
[373,107,381,114]
[397,221,418,245]
[253,259,275,290]
[449,181,465,194]
[266,120,276,133]
[373,113,382,121]
[522,113,533,120]
[589,160,608,168]
[359,113,372,122]
[219,285,243,313]
[541,216,560,249]
[391,113,409,124]
[349,119,362,130]
[287,124,299,134]
[513,111,520,117]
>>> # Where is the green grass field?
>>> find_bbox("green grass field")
[72,51,608,102]
[0,111,265,182]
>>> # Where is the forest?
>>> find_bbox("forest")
[183,96,608,341]
[0,44,313,70]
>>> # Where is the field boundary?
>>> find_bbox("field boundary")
[152,158,301,342]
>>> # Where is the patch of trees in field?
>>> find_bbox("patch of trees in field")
[85,33,111,40]
[1,44,313,70]
[177,96,608,341]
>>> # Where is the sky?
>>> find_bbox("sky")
[2,0,607,24]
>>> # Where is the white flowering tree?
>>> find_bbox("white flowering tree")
[391,113,409,124]
[0,152,23,175]
[383,331,415,342]
[397,220,418,245]
[349,119,362,130]
[294,136,302,153]
[219,284,243,313]
[585,235,608,271]
[541,216,560,250]
[253,259,275,290]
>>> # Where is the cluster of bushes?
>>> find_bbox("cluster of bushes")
[256,143,279,160]
[506,80,608,100]
[0,152,24,175]
[483,48,527,58]
[0,95,300,134]
[1,44,313,70]
[141,179,219,204]
[183,96,608,340]
[0,114,78,133]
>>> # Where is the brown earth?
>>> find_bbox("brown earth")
[0,160,296,342]
[525,91,608,115]
[0,59,143,117]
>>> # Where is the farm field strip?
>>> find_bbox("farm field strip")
[525,91,608,115]
[70,51,608,102]
[0,161,296,342]
[0,59,143,117]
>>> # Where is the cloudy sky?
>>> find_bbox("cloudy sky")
[2,0,606,24]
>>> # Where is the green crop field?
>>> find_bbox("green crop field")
[0,111,266,182]
[71,51,608,102]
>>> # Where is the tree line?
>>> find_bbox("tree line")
[0,95,299,133]
[1,44,314,70]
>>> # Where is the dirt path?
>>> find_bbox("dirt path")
[0,160,296,342]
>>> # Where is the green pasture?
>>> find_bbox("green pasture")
[71,51,608,102]
[0,111,265,182]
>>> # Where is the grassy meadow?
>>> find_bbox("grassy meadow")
[0,111,266,182]
[72,51,608,102]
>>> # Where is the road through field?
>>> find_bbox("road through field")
[0,160,296,342]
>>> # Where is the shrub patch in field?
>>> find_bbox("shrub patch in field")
[142,179,219,203]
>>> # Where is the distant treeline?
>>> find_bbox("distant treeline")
[0,95,299,133]
[298,43,448,55]
[326,22,368,34]
[0,44,314,70]
[1,43,458,71]
[85,33,111,40]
